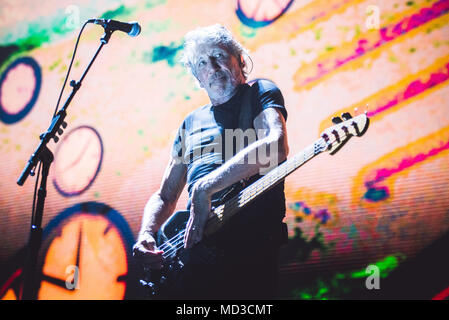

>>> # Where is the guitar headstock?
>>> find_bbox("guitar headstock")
[319,112,369,155]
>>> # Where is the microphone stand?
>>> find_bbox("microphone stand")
[17,28,114,300]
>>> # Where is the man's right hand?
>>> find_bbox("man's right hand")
[133,231,164,270]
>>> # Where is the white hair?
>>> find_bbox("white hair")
[180,24,251,79]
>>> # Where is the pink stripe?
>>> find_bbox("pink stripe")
[368,63,449,118]
[301,0,449,87]
[368,140,449,185]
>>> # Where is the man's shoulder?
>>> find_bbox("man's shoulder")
[249,78,280,92]
[180,103,212,127]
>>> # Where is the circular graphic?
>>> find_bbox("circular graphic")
[36,202,134,300]
[0,202,135,300]
[236,0,295,28]
[0,268,23,300]
[0,56,42,124]
[53,126,103,197]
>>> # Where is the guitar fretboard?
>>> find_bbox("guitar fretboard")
[206,137,326,233]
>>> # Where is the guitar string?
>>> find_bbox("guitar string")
[162,232,185,258]
[163,238,185,259]
[158,139,324,258]
[158,230,185,251]
[158,133,351,259]
[159,141,322,258]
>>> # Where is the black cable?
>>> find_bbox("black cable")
[30,161,42,227]
[52,20,89,118]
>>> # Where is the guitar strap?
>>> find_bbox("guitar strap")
[237,83,255,146]
[235,83,256,188]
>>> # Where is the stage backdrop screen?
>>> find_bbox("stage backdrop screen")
[1,0,448,300]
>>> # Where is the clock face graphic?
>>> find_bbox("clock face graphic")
[236,0,295,28]
[0,267,23,300]
[0,202,135,300]
[53,126,103,197]
[0,56,41,124]
[36,202,134,300]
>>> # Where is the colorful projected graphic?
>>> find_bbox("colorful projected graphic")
[1,0,448,299]
[37,202,133,300]
[236,0,295,28]
[0,57,41,124]
[53,126,103,197]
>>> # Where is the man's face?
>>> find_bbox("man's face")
[193,42,245,103]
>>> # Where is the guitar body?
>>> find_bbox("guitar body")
[139,189,237,299]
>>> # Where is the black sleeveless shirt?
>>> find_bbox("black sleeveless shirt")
[172,79,288,244]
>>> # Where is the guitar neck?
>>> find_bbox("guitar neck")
[205,137,325,234]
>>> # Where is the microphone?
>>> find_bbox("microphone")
[88,18,141,37]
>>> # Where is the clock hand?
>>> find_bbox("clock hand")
[41,274,75,291]
[75,223,82,269]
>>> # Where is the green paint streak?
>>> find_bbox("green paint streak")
[239,24,257,38]
[290,254,405,299]
[355,25,361,39]
[146,20,171,34]
[101,4,135,20]
[49,59,62,71]
[165,91,175,102]
[350,255,402,279]
[0,10,75,68]
[145,0,167,9]
[315,28,322,40]
[143,42,183,67]
[348,224,358,239]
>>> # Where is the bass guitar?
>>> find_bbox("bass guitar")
[139,111,369,298]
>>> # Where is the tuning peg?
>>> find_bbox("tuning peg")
[363,103,370,114]
[341,112,352,120]
[332,116,343,124]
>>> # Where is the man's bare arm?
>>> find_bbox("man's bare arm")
[184,107,288,247]
[196,107,289,195]
[139,157,187,237]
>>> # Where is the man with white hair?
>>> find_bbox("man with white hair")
[134,24,289,299]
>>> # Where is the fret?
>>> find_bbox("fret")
[220,138,325,220]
